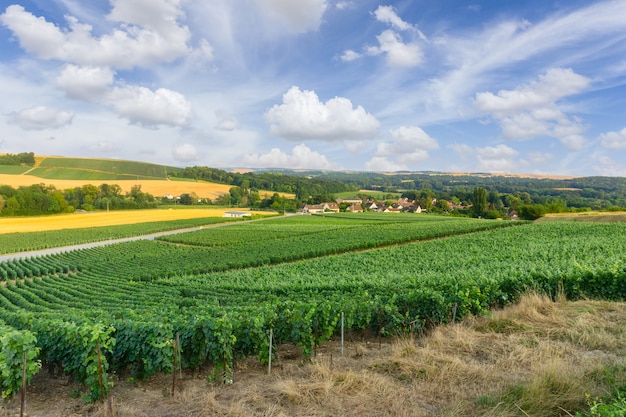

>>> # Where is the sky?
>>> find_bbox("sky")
[1,0,626,176]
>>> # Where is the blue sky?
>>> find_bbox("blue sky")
[1,0,626,176]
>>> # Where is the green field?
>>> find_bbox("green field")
[0,165,31,174]
[0,215,624,401]
[30,156,183,180]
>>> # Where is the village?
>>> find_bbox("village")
[300,197,467,214]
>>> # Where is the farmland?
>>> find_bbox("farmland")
[0,208,260,235]
[0,213,624,412]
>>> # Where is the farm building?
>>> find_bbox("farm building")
[223,211,252,218]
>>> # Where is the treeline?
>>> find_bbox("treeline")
[0,184,156,216]
[280,170,626,211]
[0,152,35,166]
[400,187,607,220]
[172,166,358,198]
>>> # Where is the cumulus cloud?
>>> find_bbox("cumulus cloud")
[364,156,404,172]
[172,144,199,162]
[475,68,590,151]
[342,6,423,68]
[449,143,520,172]
[0,3,191,69]
[243,144,334,169]
[365,126,438,171]
[373,5,413,31]
[366,30,423,68]
[340,49,361,62]
[599,127,626,150]
[56,65,115,101]
[475,68,590,114]
[265,86,379,141]
[105,86,191,127]
[254,0,327,33]
[7,106,75,130]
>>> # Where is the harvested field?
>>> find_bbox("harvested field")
[0,208,262,234]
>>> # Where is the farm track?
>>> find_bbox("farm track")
[0,215,283,262]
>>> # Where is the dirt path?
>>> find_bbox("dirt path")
[0,215,283,262]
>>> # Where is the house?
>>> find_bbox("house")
[383,207,401,213]
[346,204,363,213]
[336,197,363,205]
[364,201,379,211]
[223,211,252,218]
[301,202,340,214]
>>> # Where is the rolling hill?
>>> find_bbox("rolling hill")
[0,156,232,199]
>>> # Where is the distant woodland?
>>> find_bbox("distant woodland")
[1,153,625,218]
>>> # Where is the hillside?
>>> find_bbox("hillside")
[0,155,292,200]
[28,155,182,180]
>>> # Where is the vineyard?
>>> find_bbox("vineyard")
[0,216,240,255]
[0,214,624,402]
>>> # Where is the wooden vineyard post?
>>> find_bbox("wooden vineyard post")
[171,333,179,397]
[314,319,319,358]
[96,342,104,402]
[340,312,344,358]
[20,350,26,417]
[378,307,383,350]
[268,328,273,376]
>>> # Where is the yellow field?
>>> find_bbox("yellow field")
[0,173,294,199]
[0,208,266,234]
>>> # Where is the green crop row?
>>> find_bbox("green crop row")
[0,217,238,254]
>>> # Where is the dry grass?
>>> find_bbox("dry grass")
[0,208,267,234]
[540,211,626,222]
[8,293,625,417]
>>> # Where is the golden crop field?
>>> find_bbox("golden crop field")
[0,173,232,199]
[0,208,265,234]
[0,173,294,199]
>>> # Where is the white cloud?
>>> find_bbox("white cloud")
[106,86,192,127]
[7,106,75,130]
[476,144,519,172]
[593,156,626,176]
[336,2,354,10]
[449,143,520,172]
[475,68,590,151]
[366,30,422,68]
[340,49,361,62]
[0,3,191,69]
[172,144,199,162]
[475,68,590,114]
[528,152,553,165]
[364,156,404,172]
[373,5,413,31]
[254,0,327,33]
[265,86,379,141]
[599,127,626,150]
[56,65,115,101]
[215,115,239,131]
[243,144,334,169]
[366,126,438,170]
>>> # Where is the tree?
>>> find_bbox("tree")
[179,193,194,205]
[518,204,546,220]
[472,187,488,218]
